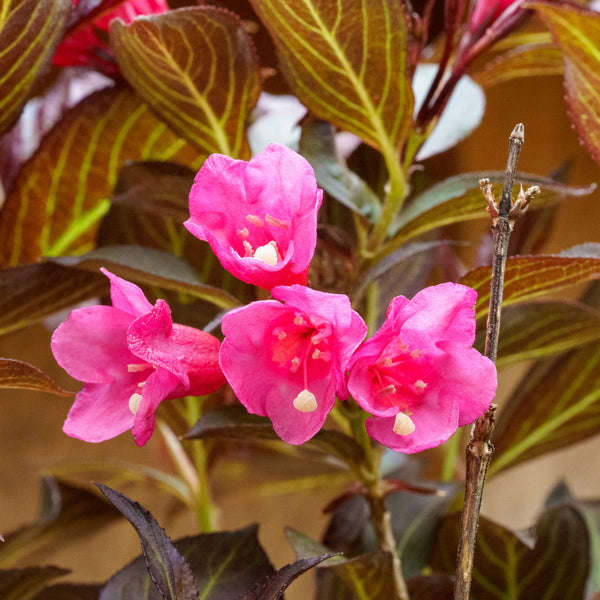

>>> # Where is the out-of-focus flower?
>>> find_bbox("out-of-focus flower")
[469,0,525,35]
[347,283,497,454]
[53,0,169,76]
[219,285,367,445]
[51,269,225,446]
[184,144,323,291]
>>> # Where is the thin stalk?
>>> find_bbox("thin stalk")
[185,397,219,532]
[366,160,408,255]
[344,402,409,600]
[454,124,525,600]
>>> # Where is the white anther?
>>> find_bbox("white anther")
[129,393,143,415]
[293,389,317,412]
[393,412,415,436]
[127,363,148,372]
[253,242,278,266]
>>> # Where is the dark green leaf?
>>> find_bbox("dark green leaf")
[320,482,457,584]
[0,0,70,136]
[0,358,74,396]
[430,505,589,600]
[460,254,600,319]
[183,404,276,440]
[240,533,336,600]
[109,161,195,224]
[96,484,198,600]
[185,405,366,469]
[530,3,600,166]
[52,246,240,310]
[0,478,121,568]
[384,172,595,253]
[0,263,107,336]
[288,527,397,600]
[322,551,396,600]
[0,86,201,267]
[299,118,381,219]
[100,525,275,600]
[490,339,600,475]
[475,301,600,366]
[250,0,414,156]
[110,7,261,158]
[0,567,69,600]
[357,240,451,302]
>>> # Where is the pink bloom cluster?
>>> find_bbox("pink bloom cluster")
[53,0,169,76]
[53,144,496,452]
[52,269,225,446]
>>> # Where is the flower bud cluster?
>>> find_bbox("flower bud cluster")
[53,144,496,452]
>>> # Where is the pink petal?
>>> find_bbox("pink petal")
[51,305,135,383]
[435,341,497,426]
[63,381,136,443]
[127,299,225,393]
[272,285,367,397]
[265,377,336,445]
[220,301,288,416]
[400,283,478,347]
[131,368,181,446]
[366,395,459,454]
[101,268,153,317]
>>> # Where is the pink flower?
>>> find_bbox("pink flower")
[51,269,225,446]
[53,0,169,76]
[219,285,367,445]
[347,283,497,454]
[184,144,323,291]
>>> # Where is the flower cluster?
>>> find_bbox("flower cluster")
[53,143,496,452]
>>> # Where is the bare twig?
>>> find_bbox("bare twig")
[454,124,539,600]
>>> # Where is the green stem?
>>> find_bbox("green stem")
[185,397,219,532]
[366,154,407,254]
[343,401,409,600]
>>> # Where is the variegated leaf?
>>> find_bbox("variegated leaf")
[110,7,261,158]
[0,0,70,136]
[0,85,202,267]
